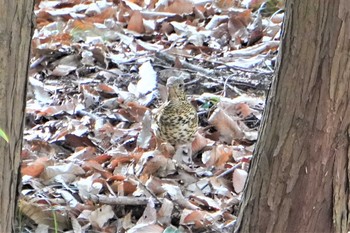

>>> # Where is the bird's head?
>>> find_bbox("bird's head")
[166,76,186,100]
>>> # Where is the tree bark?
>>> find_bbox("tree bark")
[235,1,350,232]
[0,1,34,232]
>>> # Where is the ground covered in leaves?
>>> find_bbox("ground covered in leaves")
[19,0,283,232]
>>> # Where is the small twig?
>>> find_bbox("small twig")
[197,73,242,94]
[217,163,242,178]
[163,51,274,74]
[155,52,213,75]
[131,176,163,204]
[88,195,162,205]
[223,76,229,97]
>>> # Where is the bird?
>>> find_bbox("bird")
[154,76,198,162]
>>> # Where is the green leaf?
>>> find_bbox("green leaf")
[0,128,9,143]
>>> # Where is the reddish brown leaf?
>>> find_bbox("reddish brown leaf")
[127,10,145,34]
[21,157,49,177]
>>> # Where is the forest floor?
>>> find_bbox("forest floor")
[19,0,283,232]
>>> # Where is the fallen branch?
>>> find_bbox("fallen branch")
[88,195,162,205]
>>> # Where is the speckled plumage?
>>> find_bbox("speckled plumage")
[154,76,198,146]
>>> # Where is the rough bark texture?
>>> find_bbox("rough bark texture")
[235,1,350,233]
[0,1,33,232]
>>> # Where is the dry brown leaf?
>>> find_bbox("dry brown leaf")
[208,108,244,143]
[213,0,236,10]
[91,154,113,164]
[160,21,174,34]
[234,103,252,118]
[109,155,134,170]
[190,195,221,210]
[21,157,49,177]
[71,19,95,31]
[110,180,137,195]
[228,11,251,45]
[145,176,166,195]
[35,10,52,28]
[142,153,174,177]
[38,32,72,46]
[127,10,145,34]
[181,209,210,228]
[216,145,234,166]
[29,140,52,153]
[203,145,231,167]
[209,176,232,196]
[82,160,105,172]
[245,0,265,9]
[85,7,118,24]
[67,146,96,161]
[98,83,116,94]
[117,101,148,122]
[121,180,137,195]
[107,174,127,182]
[192,131,213,154]
[160,0,194,14]
[82,161,113,180]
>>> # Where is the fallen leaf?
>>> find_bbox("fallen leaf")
[127,223,164,233]
[21,157,49,177]
[208,108,244,143]
[127,10,145,34]
[161,0,194,15]
[157,198,174,225]
[232,168,248,193]
[89,205,115,228]
[137,61,157,95]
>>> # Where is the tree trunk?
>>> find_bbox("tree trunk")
[0,1,34,232]
[235,1,350,232]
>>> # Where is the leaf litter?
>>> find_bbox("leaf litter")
[20,0,283,232]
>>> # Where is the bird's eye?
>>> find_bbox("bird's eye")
[179,84,183,88]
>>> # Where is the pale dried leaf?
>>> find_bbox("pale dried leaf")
[232,168,248,193]
[51,64,77,76]
[137,198,157,225]
[137,110,153,148]
[89,205,115,228]
[157,198,174,225]
[71,215,82,233]
[42,163,85,180]
[162,184,199,210]
[137,61,157,95]
[127,223,164,233]
[75,173,103,198]
[122,212,134,230]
